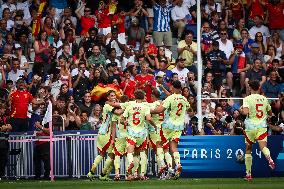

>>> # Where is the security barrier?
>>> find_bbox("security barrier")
[5,133,284,178]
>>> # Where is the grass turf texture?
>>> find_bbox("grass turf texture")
[1,178,284,189]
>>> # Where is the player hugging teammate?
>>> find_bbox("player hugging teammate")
[87,80,191,181]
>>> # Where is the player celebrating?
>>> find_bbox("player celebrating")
[87,90,120,180]
[151,80,190,179]
[112,95,129,180]
[148,90,168,178]
[122,90,156,180]
[240,80,275,181]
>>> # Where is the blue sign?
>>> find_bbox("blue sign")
[179,135,284,178]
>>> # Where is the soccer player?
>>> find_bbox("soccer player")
[240,80,275,181]
[151,80,191,179]
[87,90,120,180]
[148,90,167,178]
[112,95,129,180]
[122,90,157,180]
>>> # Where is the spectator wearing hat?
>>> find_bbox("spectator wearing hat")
[154,58,173,83]
[155,71,170,100]
[246,42,264,65]
[8,78,33,132]
[171,57,189,87]
[177,30,197,74]
[227,43,249,93]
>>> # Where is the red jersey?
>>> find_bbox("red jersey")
[135,74,156,102]
[266,3,284,29]
[112,14,125,34]
[248,0,267,19]
[230,2,243,20]
[95,8,111,29]
[10,90,33,119]
[120,80,136,99]
[80,16,95,36]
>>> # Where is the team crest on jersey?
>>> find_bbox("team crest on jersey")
[24,94,28,98]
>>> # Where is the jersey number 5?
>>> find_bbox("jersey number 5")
[256,104,264,119]
[133,112,140,125]
[176,103,183,116]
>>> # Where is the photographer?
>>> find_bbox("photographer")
[0,103,12,180]
[183,115,200,136]
[268,115,284,135]
[11,14,30,42]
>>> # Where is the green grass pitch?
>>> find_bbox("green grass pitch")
[1,178,284,189]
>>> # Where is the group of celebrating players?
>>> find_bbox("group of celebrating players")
[86,79,276,181]
[87,80,189,181]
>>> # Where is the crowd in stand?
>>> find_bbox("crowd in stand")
[0,0,284,137]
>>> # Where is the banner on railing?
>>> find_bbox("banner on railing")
[179,135,284,178]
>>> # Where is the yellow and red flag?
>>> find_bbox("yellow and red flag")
[32,0,47,37]
[91,83,122,102]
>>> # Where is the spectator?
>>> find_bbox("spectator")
[263,45,281,70]
[171,0,190,42]
[126,17,145,51]
[72,61,91,103]
[106,48,121,70]
[75,4,95,37]
[9,78,33,132]
[206,40,228,89]
[171,57,189,87]
[201,21,219,54]
[268,31,284,58]
[87,44,106,68]
[254,32,266,55]
[154,58,173,83]
[78,92,95,116]
[58,57,72,89]
[95,1,111,37]
[7,57,26,87]
[177,30,197,74]
[248,15,270,45]
[152,0,178,49]
[89,104,102,131]
[14,44,29,71]
[2,8,14,31]
[244,58,266,95]
[34,31,50,72]
[217,30,234,60]
[65,100,81,130]
[120,45,136,71]
[58,7,77,27]
[106,28,126,58]
[262,70,281,98]
[82,27,98,58]
[79,111,92,130]
[130,0,149,31]
[155,71,170,100]
[120,69,136,99]
[233,18,245,41]
[246,42,264,65]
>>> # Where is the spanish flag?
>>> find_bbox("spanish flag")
[91,83,122,102]
[32,0,47,37]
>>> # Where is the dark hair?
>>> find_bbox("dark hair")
[134,90,145,100]
[88,27,98,34]
[106,90,116,96]
[172,80,182,89]
[266,45,277,55]
[37,30,47,41]
[248,80,260,91]
[120,95,129,103]
[81,110,89,117]
[57,95,67,102]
